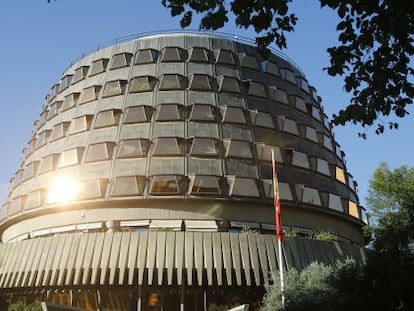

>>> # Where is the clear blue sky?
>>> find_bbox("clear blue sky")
[0,0,413,209]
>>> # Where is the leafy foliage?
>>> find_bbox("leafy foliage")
[162,0,414,135]
[7,300,42,311]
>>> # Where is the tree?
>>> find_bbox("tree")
[161,0,414,135]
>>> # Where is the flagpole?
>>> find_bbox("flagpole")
[271,149,286,310]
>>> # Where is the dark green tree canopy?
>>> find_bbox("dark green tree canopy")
[162,0,414,136]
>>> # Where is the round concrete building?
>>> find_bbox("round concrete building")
[0,32,365,310]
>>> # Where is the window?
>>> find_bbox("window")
[261,61,280,76]
[223,139,252,159]
[36,130,51,149]
[188,158,222,175]
[156,104,185,121]
[217,76,240,94]
[189,175,221,195]
[77,179,108,200]
[61,93,80,112]
[189,104,215,121]
[129,76,156,93]
[49,122,70,142]
[79,85,101,104]
[291,151,310,169]
[123,105,153,123]
[49,83,59,101]
[22,161,39,181]
[277,117,299,135]
[250,111,274,129]
[221,106,246,125]
[161,47,187,62]
[348,201,360,219]
[188,122,219,138]
[256,144,283,163]
[152,137,185,156]
[102,80,127,98]
[328,194,344,212]
[189,138,218,156]
[268,86,289,105]
[335,166,347,184]
[149,175,186,195]
[85,142,115,163]
[316,158,331,176]
[47,101,62,120]
[280,68,297,84]
[245,81,266,98]
[94,109,122,128]
[25,189,46,210]
[110,52,133,70]
[222,124,251,141]
[188,74,215,91]
[263,181,293,200]
[159,74,187,90]
[214,49,236,65]
[226,160,258,178]
[292,96,307,113]
[153,122,185,137]
[188,47,211,63]
[58,75,73,93]
[238,53,260,71]
[38,154,59,174]
[305,127,319,143]
[57,147,84,168]
[89,58,109,76]
[150,158,184,175]
[110,176,147,197]
[135,48,159,64]
[117,139,150,158]
[311,106,321,121]
[72,66,89,84]
[228,177,259,197]
[296,185,322,206]
[323,114,331,130]
[323,135,333,151]
[296,77,310,93]
[69,115,93,135]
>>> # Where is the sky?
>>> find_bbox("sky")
[0,0,413,210]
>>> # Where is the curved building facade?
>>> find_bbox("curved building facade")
[0,32,365,310]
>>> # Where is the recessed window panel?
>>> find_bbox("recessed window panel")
[36,130,51,149]
[102,80,127,98]
[250,111,274,129]
[277,117,299,136]
[156,104,185,121]
[152,137,184,156]
[25,189,45,210]
[348,201,360,219]
[110,176,147,197]
[72,66,89,84]
[9,196,27,216]
[296,185,322,206]
[268,87,289,105]
[189,175,221,195]
[256,144,283,163]
[110,52,133,70]
[61,93,80,112]
[218,76,240,94]
[316,158,331,176]
[188,122,219,138]
[79,85,101,104]
[94,109,122,128]
[22,161,39,181]
[291,151,310,169]
[150,158,184,175]
[161,47,187,62]
[238,53,260,71]
[226,160,258,178]
[190,138,218,156]
[50,122,70,142]
[85,142,115,163]
[69,115,93,135]
[328,194,344,212]
[149,175,185,195]
[57,147,84,168]
[188,74,215,91]
[222,124,251,141]
[297,77,310,93]
[311,106,321,121]
[124,105,153,123]
[223,139,252,159]
[89,58,109,76]
[261,61,280,76]
[159,74,186,90]
[135,48,159,64]
[38,154,59,174]
[245,81,266,98]
[188,158,222,175]
[305,127,319,143]
[117,139,150,158]
[221,106,246,125]
[323,135,333,151]
[280,68,297,84]
[188,47,211,63]
[214,49,236,65]
[47,101,62,120]
[336,166,347,184]
[263,180,293,200]
[58,75,73,93]
[189,104,215,121]
[323,114,331,130]
[129,76,156,93]
[293,96,307,113]
[228,177,259,197]
[78,179,108,200]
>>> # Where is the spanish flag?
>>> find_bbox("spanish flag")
[271,149,283,243]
